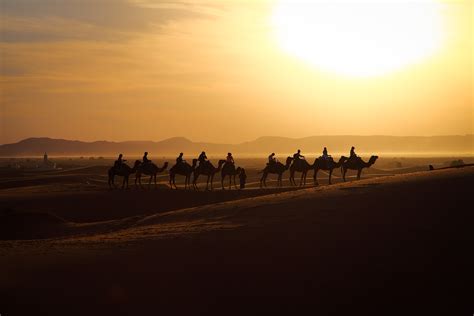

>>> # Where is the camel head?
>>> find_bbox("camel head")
[133,160,142,169]
[285,156,293,168]
[218,159,226,169]
[162,162,169,170]
[338,156,348,163]
[192,159,198,168]
[236,167,242,174]
[368,155,379,166]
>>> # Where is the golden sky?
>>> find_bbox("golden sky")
[0,0,472,144]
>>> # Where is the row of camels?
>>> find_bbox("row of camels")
[260,155,378,187]
[108,159,241,190]
[108,155,378,190]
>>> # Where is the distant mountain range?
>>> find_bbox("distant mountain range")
[0,135,473,157]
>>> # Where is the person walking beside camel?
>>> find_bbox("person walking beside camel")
[239,168,247,189]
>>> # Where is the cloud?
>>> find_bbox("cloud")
[0,0,216,42]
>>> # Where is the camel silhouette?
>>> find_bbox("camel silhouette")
[260,156,292,188]
[108,160,140,189]
[341,155,378,181]
[313,156,348,185]
[221,162,241,190]
[169,159,197,189]
[193,160,226,191]
[289,158,316,187]
[135,161,168,188]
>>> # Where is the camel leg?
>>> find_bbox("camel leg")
[328,169,333,185]
[221,176,225,190]
[233,175,238,190]
[229,176,231,190]
[357,169,362,180]
[210,174,214,190]
[342,168,347,182]
[170,175,176,189]
[314,169,319,186]
[148,175,152,189]
[154,174,157,188]
[193,174,198,190]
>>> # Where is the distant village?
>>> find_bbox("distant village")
[6,153,58,170]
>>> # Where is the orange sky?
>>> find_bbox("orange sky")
[0,0,472,144]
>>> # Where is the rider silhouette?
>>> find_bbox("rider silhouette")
[268,153,276,165]
[350,146,357,159]
[198,151,208,166]
[226,152,234,165]
[115,153,126,169]
[176,152,184,164]
[143,152,151,164]
[293,149,305,161]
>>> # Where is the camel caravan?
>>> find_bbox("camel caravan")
[108,147,378,190]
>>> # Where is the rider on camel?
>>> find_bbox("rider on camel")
[143,152,151,164]
[268,153,276,165]
[226,152,234,165]
[293,149,305,161]
[198,151,208,167]
[349,146,358,161]
[176,152,184,165]
[115,153,126,170]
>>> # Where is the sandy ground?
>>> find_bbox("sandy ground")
[1,167,473,315]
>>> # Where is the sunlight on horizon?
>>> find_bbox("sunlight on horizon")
[272,0,446,77]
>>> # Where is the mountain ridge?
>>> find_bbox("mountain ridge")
[1,135,472,156]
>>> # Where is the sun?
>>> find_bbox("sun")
[272,0,445,77]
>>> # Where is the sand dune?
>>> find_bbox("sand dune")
[1,167,473,315]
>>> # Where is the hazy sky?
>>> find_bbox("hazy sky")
[0,0,472,144]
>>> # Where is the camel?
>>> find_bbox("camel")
[108,160,140,189]
[221,162,241,190]
[341,155,378,181]
[193,160,226,191]
[313,156,348,185]
[135,161,168,188]
[169,159,197,189]
[289,158,317,186]
[260,157,293,188]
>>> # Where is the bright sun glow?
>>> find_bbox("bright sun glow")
[272,0,445,77]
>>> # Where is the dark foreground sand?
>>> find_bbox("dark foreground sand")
[1,167,473,315]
